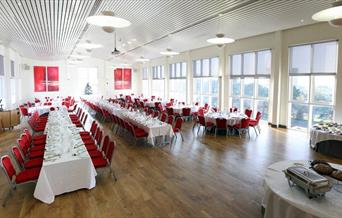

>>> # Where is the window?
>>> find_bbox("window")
[77,67,98,96]
[288,41,338,130]
[169,62,187,102]
[10,78,16,104]
[152,65,165,99]
[193,57,219,106]
[0,55,4,108]
[229,50,271,121]
[142,67,149,97]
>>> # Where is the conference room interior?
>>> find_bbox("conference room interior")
[0,0,342,217]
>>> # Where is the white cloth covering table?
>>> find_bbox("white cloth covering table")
[262,160,342,218]
[28,106,55,116]
[204,112,247,126]
[310,128,342,149]
[170,105,198,114]
[33,108,97,204]
[93,99,174,146]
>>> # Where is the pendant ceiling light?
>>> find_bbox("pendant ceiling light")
[207,33,235,46]
[136,56,150,62]
[86,11,131,31]
[312,1,342,27]
[207,14,234,47]
[160,48,179,56]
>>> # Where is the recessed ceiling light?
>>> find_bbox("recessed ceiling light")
[77,42,103,49]
[127,41,132,44]
[160,48,179,56]
[207,33,235,46]
[300,19,304,23]
[122,43,126,47]
[312,1,342,27]
[136,56,150,62]
[131,38,137,42]
[86,11,131,28]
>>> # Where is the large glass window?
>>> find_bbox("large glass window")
[192,57,219,106]
[77,67,98,96]
[169,62,187,102]
[229,50,271,121]
[288,41,338,130]
[152,65,165,99]
[142,67,149,97]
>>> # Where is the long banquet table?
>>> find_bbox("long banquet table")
[95,100,174,146]
[33,108,97,204]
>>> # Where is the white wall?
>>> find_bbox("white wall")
[136,22,342,127]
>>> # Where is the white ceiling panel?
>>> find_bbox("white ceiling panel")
[0,0,335,62]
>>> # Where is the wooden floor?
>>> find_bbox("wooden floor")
[0,118,341,218]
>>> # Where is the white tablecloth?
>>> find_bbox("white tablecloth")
[28,106,53,115]
[33,109,97,204]
[94,100,174,146]
[262,160,342,218]
[170,105,198,114]
[310,128,342,149]
[204,112,246,126]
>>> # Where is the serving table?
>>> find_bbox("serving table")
[33,108,97,204]
[310,123,342,159]
[262,160,342,218]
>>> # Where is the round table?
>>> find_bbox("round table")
[204,112,246,126]
[262,160,342,218]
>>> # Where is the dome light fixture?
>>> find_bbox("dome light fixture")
[312,0,342,27]
[207,33,235,47]
[160,48,179,56]
[86,11,131,29]
[136,56,150,62]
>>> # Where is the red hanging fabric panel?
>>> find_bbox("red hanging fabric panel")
[34,66,46,92]
[114,68,123,90]
[47,66,59,91]
[123,68,132,89]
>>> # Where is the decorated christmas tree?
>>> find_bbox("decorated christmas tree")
[84,83,93,95]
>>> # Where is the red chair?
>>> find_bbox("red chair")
[172,117,184,142]
[88,135,110,158]
[249,112,262,135]
[0,155,40,206]
[215,118,228,136]
[91,141,117,181]
[233,118,250,138]
[166,107,174,116]
[11,146,43,169]
[230,107,238,112]
[167,115,174,125]
[19,106,30,117]
[153,110,160,118]
[197,116,214,135]
[159,113,167,122]
[128,123,148,145]
[245,109,253,118]
[181,108,191,121]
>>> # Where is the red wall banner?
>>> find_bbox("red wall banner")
[114,68,131,90]
[47,66,59,91]
[34,66,47,92]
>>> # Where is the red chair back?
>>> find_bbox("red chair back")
[174,117,183,131]
[182,108,191,116]
[167,115,174,125]
[11,146,25,169]
[166,107,174,116]
[255,112,262,124]
[153,110,160,118]
[19,106,29,116]
[198,108,205,116]
[105,141,115,163]
[240,118,250,128]
[216,118,227,129]
[204,103,209,110]
[245,109,252,118]
[83,114,88,125]
[198,116,206,126]
[102,135,110,153]
[160,113,167,122]
[1,155,16,182]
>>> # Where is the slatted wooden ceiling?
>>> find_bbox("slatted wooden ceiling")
[0,0,335,61]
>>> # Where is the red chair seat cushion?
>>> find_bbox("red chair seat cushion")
[24,158,43,169]
[83,139,95,145]
[15,167,40,183]
[33,140,46,146]
[91,157,107,168]
[33,135,47,141]
[88,150,102,158]
[249,119,257,126]
[30,145,45,152]
[85,144,98,151]
[134,128,148,137]
[28,150,44,159]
